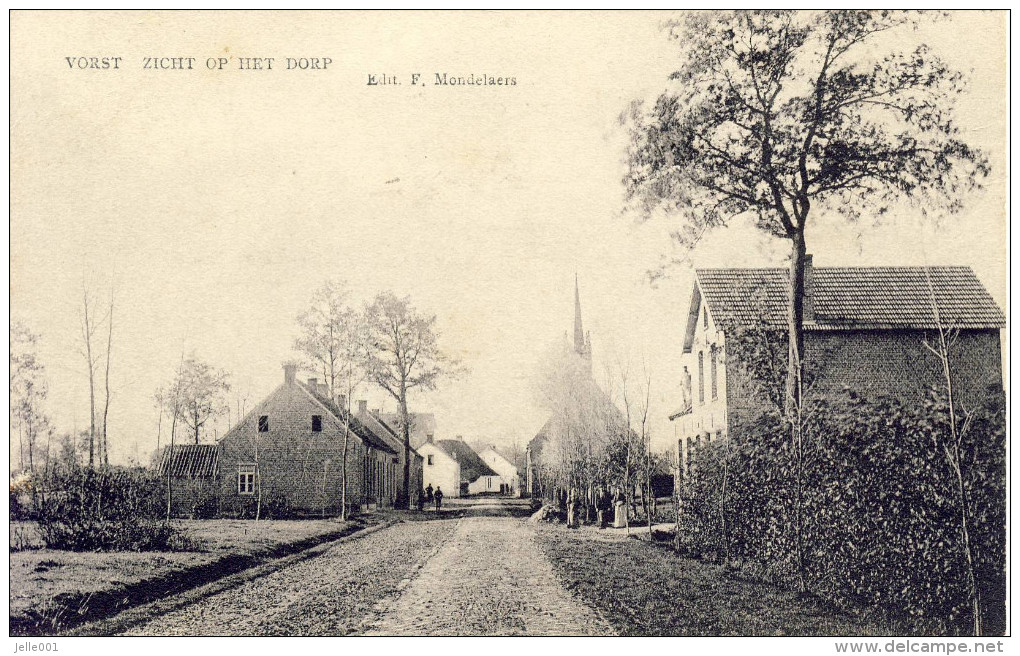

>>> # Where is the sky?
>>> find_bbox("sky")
[10,11,1007,466]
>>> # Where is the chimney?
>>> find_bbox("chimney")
[426,433,434,443]
[283,363,297,385]
[456,434,464,442]
[337,392,347,409]
[358,400,368,415]
[307,377,318,389]
[803,254,815,323]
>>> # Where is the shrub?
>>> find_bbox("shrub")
[33,464,191,552]
[676,392,1006,635]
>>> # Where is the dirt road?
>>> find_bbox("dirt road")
[118,498,612,636]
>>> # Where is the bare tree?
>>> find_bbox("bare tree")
[155,354,186,522]
[10,320,44,472]
[157,356,231,444]
[296,281,371,519]
[639,365,653,541]
[921,267,982,635]
[79,281,101,467]
[100,287,114,467]
[365,291,462,508]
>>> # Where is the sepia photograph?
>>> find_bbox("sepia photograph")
[8,9,1009,647]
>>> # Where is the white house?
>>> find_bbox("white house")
[478,446,520,496]
[417,439,461,498]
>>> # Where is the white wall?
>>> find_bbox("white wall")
[418,442,461,499]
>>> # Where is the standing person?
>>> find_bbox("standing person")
[434,486,444,513]
[417,488,426,512]
[425,483,434,504]
[567,488,581,529]
[596,486,611,529]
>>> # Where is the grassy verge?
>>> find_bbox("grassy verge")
[534,523,895,636]
[10,518,364,636]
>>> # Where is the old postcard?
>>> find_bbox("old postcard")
[9,9,1009,647]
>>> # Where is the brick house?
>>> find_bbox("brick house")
[670,259,1005,469]
[161,364,399,517]
[356,400,424,504]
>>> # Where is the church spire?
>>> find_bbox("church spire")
[573,274,591,366]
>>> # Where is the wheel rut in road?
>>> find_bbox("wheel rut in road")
[365,516,614,636]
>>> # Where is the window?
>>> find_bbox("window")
[238,464,256,495]
[698,351,705,404]
[258,415,269,432]
[710,347,718,400]
[427,454,434,466]
[703,307,708,329]
[312,415,322,432]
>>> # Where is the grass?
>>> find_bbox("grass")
[534,522,895,637]
[9,518,356,635]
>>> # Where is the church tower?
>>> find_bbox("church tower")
[573,274,592,367]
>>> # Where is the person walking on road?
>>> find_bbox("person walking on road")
[434,486,444,513]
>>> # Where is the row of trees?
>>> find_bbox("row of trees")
[533,341,662,534]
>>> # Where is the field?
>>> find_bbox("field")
[534,522,895,636]
[10,518,357,635]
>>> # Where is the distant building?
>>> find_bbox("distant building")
[417,437,460,498]
[376,411,437,450]
[477,446,521,496]
[437,438,499,496]
[356,400,424,504]
[671,259,1006,472]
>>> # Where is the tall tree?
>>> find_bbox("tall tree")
[365,292,461,508]
[156,356,231,445]
[79,281,101,467]
[295,281,371,519]
[100,287,115,467]
[10,320,44,472]
[624,9,988,590]
[295,280,352,395]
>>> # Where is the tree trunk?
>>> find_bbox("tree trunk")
[102,297,113,467]
[166,409,177,522]
[399,384,411,509]
[84,292,96,469]
[786,232,808,593]
[341,421,350,520]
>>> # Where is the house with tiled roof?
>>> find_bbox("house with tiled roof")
[356,400,424,504]
[671,257,1005,468]
[162,363,401,518]
[437,438,500,496]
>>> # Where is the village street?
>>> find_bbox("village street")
[117,498,613,637]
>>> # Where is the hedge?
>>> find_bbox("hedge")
[676,391,1005,635]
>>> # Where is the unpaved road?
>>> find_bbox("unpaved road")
[118,499,612,636]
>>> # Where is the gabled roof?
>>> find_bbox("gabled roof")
[300,383,397,455]
[377,412,436,449]
[360,410,423,461]
[690,266,1004,346]
[436,440,498,483]
[159,444,218,478]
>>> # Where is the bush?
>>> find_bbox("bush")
[676,391,1006,635]
[33,464,192,552]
